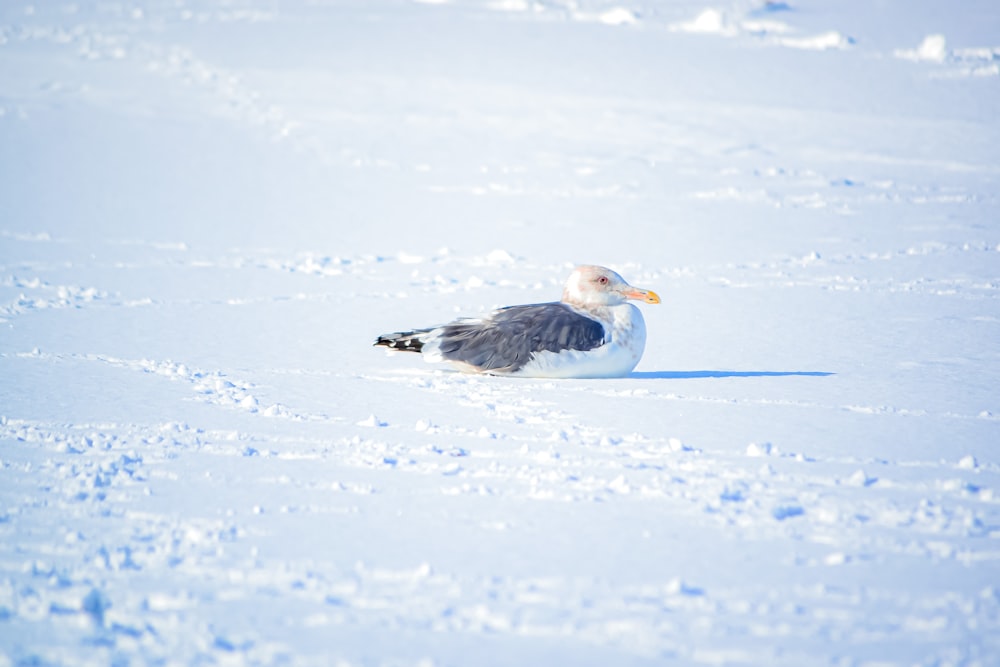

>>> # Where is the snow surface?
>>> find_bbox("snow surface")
[1,0,999,665]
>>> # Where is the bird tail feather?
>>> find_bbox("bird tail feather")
[374,330,428,353]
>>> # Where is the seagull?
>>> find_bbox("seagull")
[374,265,660,378]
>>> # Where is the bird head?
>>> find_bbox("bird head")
[561,265,661,307]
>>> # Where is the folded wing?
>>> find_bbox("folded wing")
[432,302,607,373]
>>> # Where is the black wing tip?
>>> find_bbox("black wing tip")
[374,331,425,353]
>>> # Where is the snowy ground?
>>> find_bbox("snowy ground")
[1,1,999,665]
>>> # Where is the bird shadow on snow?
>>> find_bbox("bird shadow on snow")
[629,370,835,379]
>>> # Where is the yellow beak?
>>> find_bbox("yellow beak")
[624,287,661,304]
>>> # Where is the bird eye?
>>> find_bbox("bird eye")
[597,276,609,285]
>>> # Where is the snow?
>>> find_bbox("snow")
[1,0,999,665]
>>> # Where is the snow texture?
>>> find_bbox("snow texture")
[1,0,999,665]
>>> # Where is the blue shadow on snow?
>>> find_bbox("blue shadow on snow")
[629,370,835,379]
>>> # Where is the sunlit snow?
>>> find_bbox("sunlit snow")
[1,0,998,665]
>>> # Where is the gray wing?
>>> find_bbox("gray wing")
[436,302,607,373]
